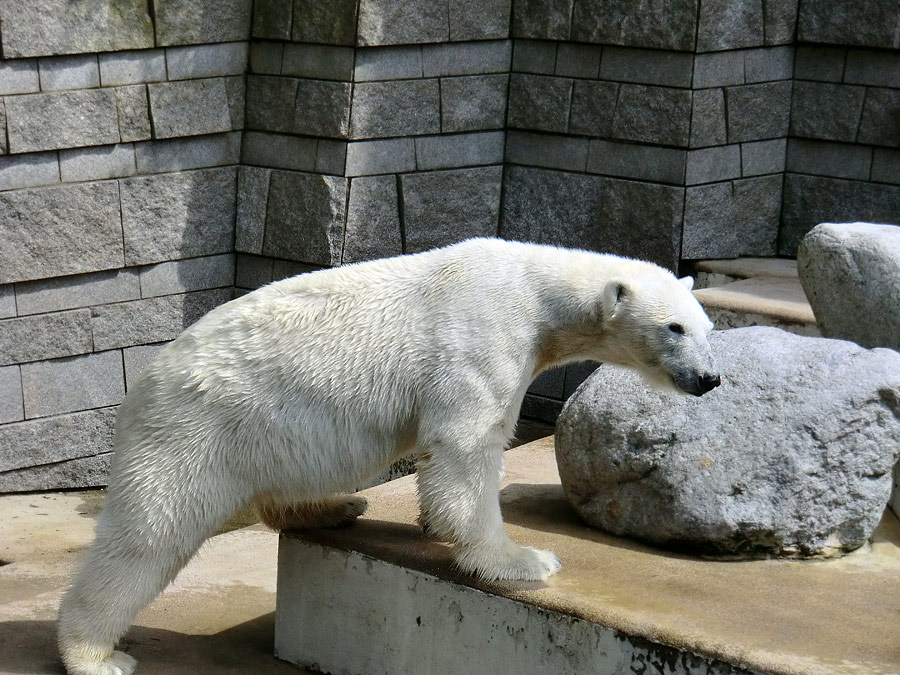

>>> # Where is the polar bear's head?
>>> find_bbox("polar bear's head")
[599,268,720,397]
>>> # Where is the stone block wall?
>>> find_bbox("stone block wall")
[0,0,248,491]
[0,0,898,488]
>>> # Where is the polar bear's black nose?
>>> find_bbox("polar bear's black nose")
[697,373,721,394]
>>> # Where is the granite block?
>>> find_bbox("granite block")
[295,79,352,138]
[350,80,438,138]
[354,46,424,81]
[0,408,116,473]
[683,174,781,258]
[15,269,141,316]
[357,0,448,45]
[508,73,572,133]
[6,88,120,153]
[690,88,728,147]
[872,149,900,184]
[115,85,152,143]
[91,289,232,351]
[292,0,357,45]
[60,144,137,182]
[0,0,153,58]
[697,0,764,51]
[166,42,249,80]
[0,59,40,95]
[744,46,793,83]
[571,0,699,51]
[693,50,744,88]
[345,138,416,176]
[0,181,123,284]
[135,132,241,173]
[612,84,692,146]
[0,453,112,492]
[155,0,252,46]
[450,0,511,41]
[234,254,274,289]
[21,351,125,419]
[741,138,787,176]
[793,46,845,82]
[0,310,93,366]
[555,43,601,79]
[249,42,284,75]
[511,40,557,74]
[599,47,693,87]
[283,44,355,81]
[342,175,403,264]
[245,76,298,133]
[0,100,6,154]
[727,80,792,142]
[415,132,505,171]
[400,167,502,253]
[512,0,573,40]
[797,0,900,49]
[0,365,23,424]
[588,140,686,184]
[528,367,565,398]
[316,140,348,175]
[790,81,866,142]
[568,80,619,137]
[271,260,322,280]
[241,131,317,171]
[38,54,100,91]
[235,166,271,253]
[786,138,873,180]
[506,131,589,172]
[499,166,605,250]
[441,75,508,133]
[780,175,900,254]
[422,41,512,77]
[263,171,348,265]
[140,254,235,298]
[252,0,292,39]
[0,153,61,191]
[98,49,166,86]
[0,286,15,319]
[148,78,234,138]
[123,343,167,389]
[844,50,900,87]
[564,362,600,398]
[764,0,799,45]
[857,88,900,147]
[120,167,237,266]
[685,144,742,184]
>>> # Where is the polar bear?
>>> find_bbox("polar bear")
[57,238,718,675]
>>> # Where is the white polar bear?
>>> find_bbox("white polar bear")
[57,238,718,675]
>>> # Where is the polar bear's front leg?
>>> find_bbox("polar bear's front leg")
[416,443,561,582]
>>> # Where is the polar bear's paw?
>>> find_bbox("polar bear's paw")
[255,494,368,530]
[456,541,561,582]
[63,650,137,675]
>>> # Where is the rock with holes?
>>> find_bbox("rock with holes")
[555,326,900,558]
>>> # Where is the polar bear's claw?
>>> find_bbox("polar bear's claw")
[64,650,137,675]
[457,541,562,582]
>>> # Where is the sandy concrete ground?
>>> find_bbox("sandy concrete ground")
[0,490,310,675]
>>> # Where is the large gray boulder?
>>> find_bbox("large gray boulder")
[798,222,900,351]
[555,326,900,558]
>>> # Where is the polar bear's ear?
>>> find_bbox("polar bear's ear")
[678,276,695,291]
[602,280,630,319]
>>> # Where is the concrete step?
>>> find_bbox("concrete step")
[274,438,900,675]
[688,258,820,337]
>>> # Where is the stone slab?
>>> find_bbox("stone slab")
[21,350,125,419]
[414,132,505,171]
[797,0,900,49]
[235,166,271,254]
[123,342,168,389]
[612,84,692,146]
[166,42,249,80]
[139,254,236,298]
[507,73,572,134]
[0,365,23,424]
[512,0,574,40]
[440,74,508,133]
[350,80,439,139]
[249,42,284,75]
[507,131,589,172]
[686,144,742,184]
[511,39,557,74]
[15,269,141,316]
[0,59,40,95]
[291,0,357,44]
[115,84,152,143]
[741,138,787,176]
[0,0,154,58]
[98,49,166,86]
[134,133,241,174]
[0,453,112,492]
[345,138,416,176]
[599,47,692,87]
[60,144,137,182]
[0,407,117,473]
[0,310,93,367]
[586,140,685,184]
[790,82,866,143]
[0,285,15,319]
[697,0,764,51]
[692,257,800,280]
[571,0,699,51]
[568,80,619,137]
[148,79,235,139]
[277,439,900,675]
[786,139,872,181]
[6,88,120,153]
[794,46,845,82]
[726,81,792,143]
[252,0,292,39]
[0,153,61,191]
[422,40,512,77]
[342,175,403,264]
[692,277,816,324]
[449,0,511,41]
[554,43,601,78]
[282,44,354,81]
[690,88,728,147]
[357,0,449,45]
[154,0,252,46]
[844,49,900,88]
[858,87,900,148]
[294,80,352,138]
[0,181,123,285]
[120,167,237,266]
[242,132,315,171]
[354,46,424,81]
[38,54,100,91]
[235,254,275,290]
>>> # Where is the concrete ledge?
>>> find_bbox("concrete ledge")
[693,277,818,328]
[275,439,900,675]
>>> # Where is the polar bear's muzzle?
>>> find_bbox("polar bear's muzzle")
[674,370,721,396]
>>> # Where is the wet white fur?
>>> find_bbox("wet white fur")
[57,238,715,675]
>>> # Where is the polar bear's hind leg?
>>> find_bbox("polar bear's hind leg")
[253,493,368,530]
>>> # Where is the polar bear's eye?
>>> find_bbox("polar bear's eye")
[668,323,685,335]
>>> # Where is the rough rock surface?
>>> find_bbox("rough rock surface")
[798,221,900,351]
[555,326,900,558]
